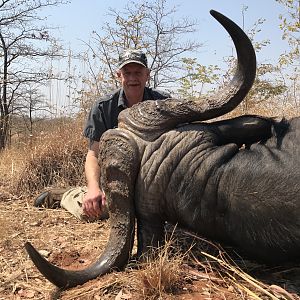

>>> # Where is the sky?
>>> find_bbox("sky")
[44,0,288,66]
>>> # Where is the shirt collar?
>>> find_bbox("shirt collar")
[117,87,150,108]
[117,88,127,108]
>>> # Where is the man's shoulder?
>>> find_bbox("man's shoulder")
[146,87,171,100]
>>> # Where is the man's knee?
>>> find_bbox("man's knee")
[61,187,109,221]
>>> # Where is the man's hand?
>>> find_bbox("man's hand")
[82,187,106,218]
[84,141,106,218]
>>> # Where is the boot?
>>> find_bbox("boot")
[34,188,71,209]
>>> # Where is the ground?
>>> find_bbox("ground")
[0,197,300,300]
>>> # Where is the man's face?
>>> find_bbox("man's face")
[117,63,150,96]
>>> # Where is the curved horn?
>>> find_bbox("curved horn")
[118,10,256,141]
[25,130,138,288]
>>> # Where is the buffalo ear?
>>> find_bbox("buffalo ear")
[215,115,273,146]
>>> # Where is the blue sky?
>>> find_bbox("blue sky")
[45,0,288,66]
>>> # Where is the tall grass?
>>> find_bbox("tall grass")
[0,119,87,198]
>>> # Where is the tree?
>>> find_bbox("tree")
[276,0,300,66]
[0,0,68,150]
[217,6,287,113]
[177,58,221,99]
[276,0,300,109]
[14,83,52,135]
[78,0,201,108]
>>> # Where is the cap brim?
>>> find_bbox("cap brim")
[118,60,147,69]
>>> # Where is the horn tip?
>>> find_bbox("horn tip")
[25,241,36,255]
[210,9,219,17]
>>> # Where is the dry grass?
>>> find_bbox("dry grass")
[129,240,187,299]
[0,119,87,198]
[57,238,187,300]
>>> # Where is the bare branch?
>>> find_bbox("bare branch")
[0,0,69,149]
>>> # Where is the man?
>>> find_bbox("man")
[34,49,171,221]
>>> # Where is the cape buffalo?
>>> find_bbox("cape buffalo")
[25,10,300,289]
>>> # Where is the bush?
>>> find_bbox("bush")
[5,119,87,197]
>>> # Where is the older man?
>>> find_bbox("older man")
[35,49,171,221]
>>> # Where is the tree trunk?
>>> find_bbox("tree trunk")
[0,33,10,150]
[0,117,9,150]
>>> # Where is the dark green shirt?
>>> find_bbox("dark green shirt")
[83,87,170,142]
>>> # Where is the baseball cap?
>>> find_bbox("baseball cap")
[118,49,148,69]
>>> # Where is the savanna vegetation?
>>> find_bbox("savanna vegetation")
[0,0,299,299]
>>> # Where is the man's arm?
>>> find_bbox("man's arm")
[82,140,106,217]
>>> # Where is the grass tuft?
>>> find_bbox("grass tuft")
[134,241,186,299]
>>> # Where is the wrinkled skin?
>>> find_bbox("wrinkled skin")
[133,115,300,261]
[25,10,300,289]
